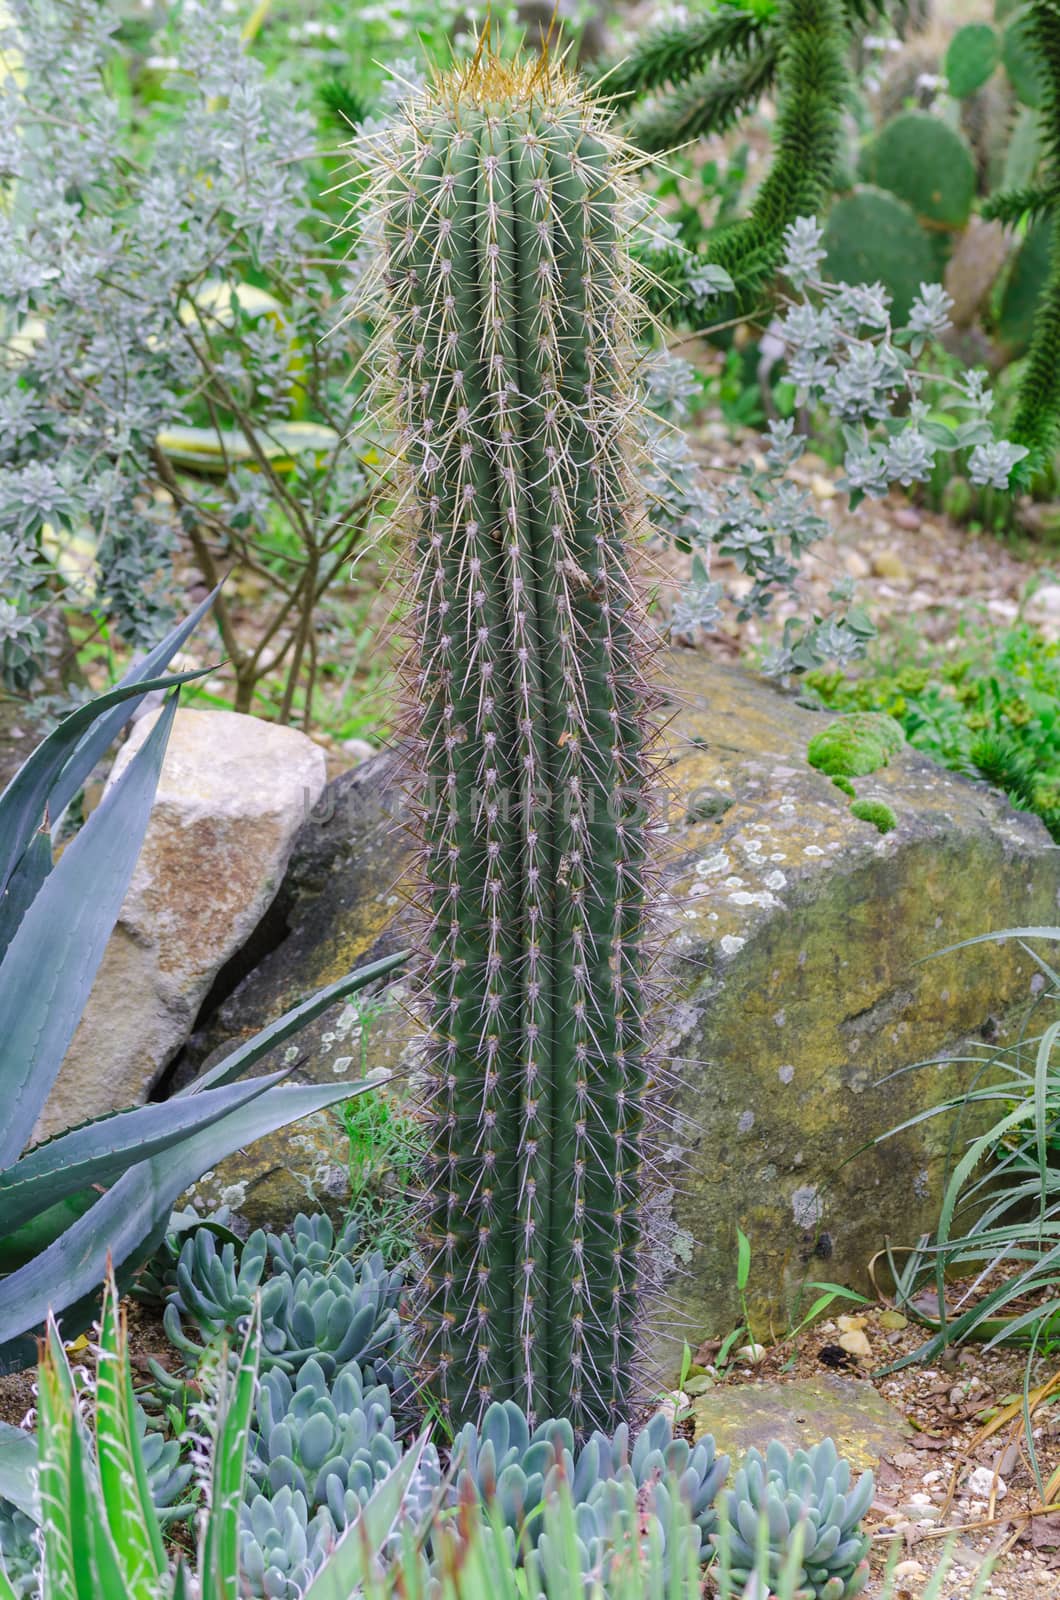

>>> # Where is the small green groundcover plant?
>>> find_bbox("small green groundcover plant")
[804,621,1060,839]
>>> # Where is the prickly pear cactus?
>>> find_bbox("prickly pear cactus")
[363,48,657,1434]
[945,23,1000,98]
[858,110,977,228]
[822,186,936,321]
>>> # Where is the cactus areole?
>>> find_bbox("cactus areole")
[367,50,656,1434]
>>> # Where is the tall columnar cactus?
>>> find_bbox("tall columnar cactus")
[363,50,655,1435]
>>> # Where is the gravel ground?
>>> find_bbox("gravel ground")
[693,1295,1060,1598]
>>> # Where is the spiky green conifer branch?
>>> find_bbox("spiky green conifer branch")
[628,43,780,153]
[707,0,848,301]
[983,182,1060,228]
[633,0,849,321]
[599,8,770,103]
[980,0,1060,474]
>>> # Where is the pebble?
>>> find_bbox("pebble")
[966,1465,1007,1499]
[871,549,909,580]
[892,507,922,532]
[838,1329,872,1359]
[342,737,376,764]
[879,1310,908,1330]
[734,1343,766,1365]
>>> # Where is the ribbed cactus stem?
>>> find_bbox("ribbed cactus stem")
[366,52,654,1434]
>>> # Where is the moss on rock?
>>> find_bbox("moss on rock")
[807,713,905,778]
[849,799,898,834]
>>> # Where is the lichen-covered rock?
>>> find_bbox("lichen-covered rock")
[182,658,1060,1358]
[35,708,327,1140]
[691,1376,909,1473]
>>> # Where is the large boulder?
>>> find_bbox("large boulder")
[35,708,326,1141]
[181,655,1060,1362]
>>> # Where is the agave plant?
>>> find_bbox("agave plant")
[0,593,407,1372]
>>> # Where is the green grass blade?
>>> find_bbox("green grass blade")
[0,695,179,1168]
[1032,1020,1059,1233]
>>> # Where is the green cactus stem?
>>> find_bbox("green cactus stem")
[365,48,656,1435]
[982,0,1060,475]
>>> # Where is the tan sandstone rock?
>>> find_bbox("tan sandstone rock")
[34,708,326,1140]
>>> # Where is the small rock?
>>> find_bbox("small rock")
[843,549,871,579]
[871,549,909,581]
[692,1374,910,1470]
[837,1314,868,1332]
[1027,581,1060,642]
[966,1465,1007,1499]
[893,1559,925,1580]
[36,709,327,1139]
[838,1329,873,1359]
[879,1310,908,1330]
[811,474,836,501]
[892,507,922,532]
[657,1390,689,1426]
[735,1343,767,1365]
[341,737,376,764]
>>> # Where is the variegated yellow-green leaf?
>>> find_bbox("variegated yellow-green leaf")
[156,420,339,474]
[199,1307,260,1600]
[178,279,284,330]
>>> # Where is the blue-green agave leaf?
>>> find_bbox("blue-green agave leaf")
[0,1421,38,1521]
[0,1077,373,1371]
[183,948,408,1096]
[0,826,51,964]
[0,1069,290,1236]
[46,587,220,827]
[0,696,178,1168]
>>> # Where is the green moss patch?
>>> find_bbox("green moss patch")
[850,799,897,834]
[807,713,905,779]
